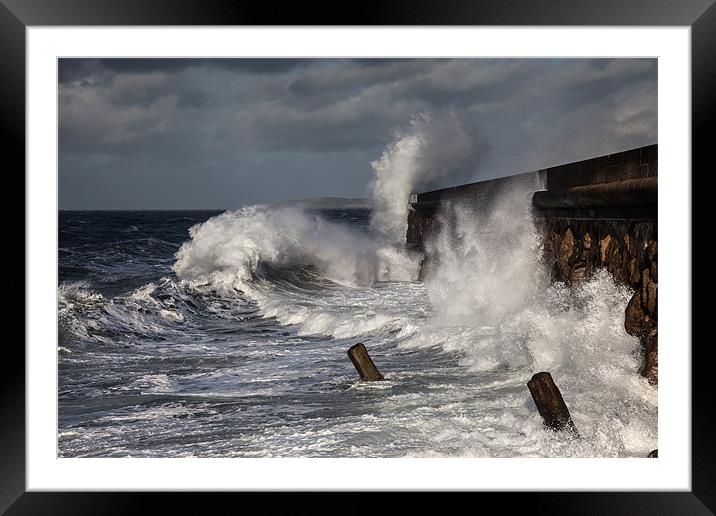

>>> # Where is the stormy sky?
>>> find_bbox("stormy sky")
[59,58,657,210]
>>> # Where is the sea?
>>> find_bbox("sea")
[58,202,657,458]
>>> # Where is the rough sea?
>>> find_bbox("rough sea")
[58,203,657,458]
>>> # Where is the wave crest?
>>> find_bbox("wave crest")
[172,205,421,292]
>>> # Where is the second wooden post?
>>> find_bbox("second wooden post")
[527,371,579,436]
[348,343,384,381]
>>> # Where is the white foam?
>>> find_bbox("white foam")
[58,280,188,344]
[424,175,548,327]
[173,205,420,293]
[58,282,113,344]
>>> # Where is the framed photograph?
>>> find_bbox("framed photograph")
[7,0,711,512]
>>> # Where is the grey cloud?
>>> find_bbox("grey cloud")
[59,58,657,155]
[59,58,657,209]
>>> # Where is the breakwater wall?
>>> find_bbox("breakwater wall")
[406,144,658,384]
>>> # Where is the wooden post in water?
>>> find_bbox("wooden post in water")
[348,343,384,381]
[527,372,579,436]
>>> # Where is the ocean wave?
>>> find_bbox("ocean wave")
[58,277,260,346]
[173,205,420,291]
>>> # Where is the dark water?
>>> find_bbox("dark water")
[60,211,223,297]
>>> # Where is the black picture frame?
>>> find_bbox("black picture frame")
[5,0,711,513]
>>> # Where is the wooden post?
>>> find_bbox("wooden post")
[527,372,579,436]
[348,343,384,381]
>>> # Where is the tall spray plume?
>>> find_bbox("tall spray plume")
[369,111,477,245]
[424,175,549,327]
[174,110,482,291]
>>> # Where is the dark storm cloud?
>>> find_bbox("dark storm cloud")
[58,58,657,209]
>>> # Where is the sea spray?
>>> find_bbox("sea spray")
[423,175,548,326]
[170,206,426,339]
[173,110,478,294]
[369,111,476,245]
[172,205,421,291]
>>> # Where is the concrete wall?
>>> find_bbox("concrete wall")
[406,144,658,384]
[544,144,656,190]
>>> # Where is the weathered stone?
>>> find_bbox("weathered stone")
[641,328,658,385]
[585,239,597,265]
[642,269,651,308]
[636,238,647,267]
[558,228,575,278]
[553,232,562,259]
[599,234,613,264]
[605,240,615,271]
[625,291,645,336]
[606,237,621,272]
[543,235,555,262]
[628,257,640,285]
[623,233,636,257]
[646,277,657,319]
[642,314,657,333]
[584,259,594,277]
[570,265,587,284]
[608,239,628,283]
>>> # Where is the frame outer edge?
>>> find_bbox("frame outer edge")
[0,0,27,513]
[691,1,716,513]
[7,0,714,512]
